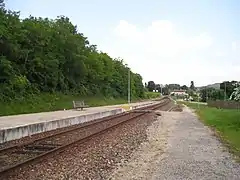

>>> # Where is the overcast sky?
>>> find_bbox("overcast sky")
[6,0,240,86]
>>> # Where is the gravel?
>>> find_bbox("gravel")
[109,110,174,180]
[110,107,240,180]
[0,102,162,150]
[169,104,184,112]
[151,107,240,180]
[0,100,173,180]
[0,121,88,150]
[4,100,239,180]
[0,112,129,150]
[0,112,150,172]
[2,111,159,180]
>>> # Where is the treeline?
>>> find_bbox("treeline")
[145,81,191,95]
[146,79,240,102]
[200,81,239,102]
[0,4,145,102]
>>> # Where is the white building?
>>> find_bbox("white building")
[170,90,188,96]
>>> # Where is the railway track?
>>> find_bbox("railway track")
[0,97,172,178]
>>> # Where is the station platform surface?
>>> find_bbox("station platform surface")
[0,100,158,143]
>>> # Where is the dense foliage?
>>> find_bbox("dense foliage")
[146,81,156,92]
[199,88,224,102]
[230,82,240,101]
[146,81,185,95]
[190,81,195,90]
[220,81,238,99]
[0,5,145,102]
[199,81,240,102]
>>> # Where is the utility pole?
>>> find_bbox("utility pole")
[197,93,200,109]
[205,86,207,102]
[128,68,131,104]
[161,84,163,95]
[224,82,227,101]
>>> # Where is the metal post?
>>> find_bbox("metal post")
[128,68,131,104]
[224,82,227,101]
[197,92,200,109]
[206,86,208,101]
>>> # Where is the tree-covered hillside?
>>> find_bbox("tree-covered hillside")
[0,4,145,100]
[0,2,149,115]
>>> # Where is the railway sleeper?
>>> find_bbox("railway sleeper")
[23,144,59,151]
[39,143,62,146]
[132,110,162,115]
[14,149,43,154]
[132,110,154,113]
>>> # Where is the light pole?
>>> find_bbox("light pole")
[160,84,163,96]
[205,86,208,102]
[224,82,227,101]
[128,67,131,104]
[197,93,200,109]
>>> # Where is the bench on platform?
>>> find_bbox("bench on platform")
[72,100,89,110]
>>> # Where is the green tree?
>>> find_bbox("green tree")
[147,81,155,92]
[190,81,195,90]
[181,85,188,90]
[0,0,4,8]
[200,88,224,102]
[155,84,161,92]
[167,84,181,91]
[0,5,146,102]
[162,85,170,95]
[230,82,240,101]
[220,81,238,99]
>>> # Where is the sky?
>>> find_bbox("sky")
[5,0,240,86]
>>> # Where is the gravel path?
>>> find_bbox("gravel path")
[110,107,240,180]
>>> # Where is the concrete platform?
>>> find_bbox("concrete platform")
[0,101,158,143]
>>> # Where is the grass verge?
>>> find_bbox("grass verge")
[145,91,161,99]
[0,92,157,116]
[179,101,240,160]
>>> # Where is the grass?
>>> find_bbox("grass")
[179,101,240,160]
[178,101,207,109]
[0,92,157,116]
[145,91,161,99]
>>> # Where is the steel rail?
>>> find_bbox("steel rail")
[0,98,171,178]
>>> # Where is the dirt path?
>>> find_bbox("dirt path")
[109,107,240,180]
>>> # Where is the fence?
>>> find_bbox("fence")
[207,100,240,109]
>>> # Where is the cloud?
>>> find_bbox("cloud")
[114,20,213,58]
[215,51,224,57]
[101,20,240,86]
[232,42,237,51]
[114,20,143,40]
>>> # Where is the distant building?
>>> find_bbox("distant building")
[170,90,187,96]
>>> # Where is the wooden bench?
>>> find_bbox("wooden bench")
[72,100,89,110]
